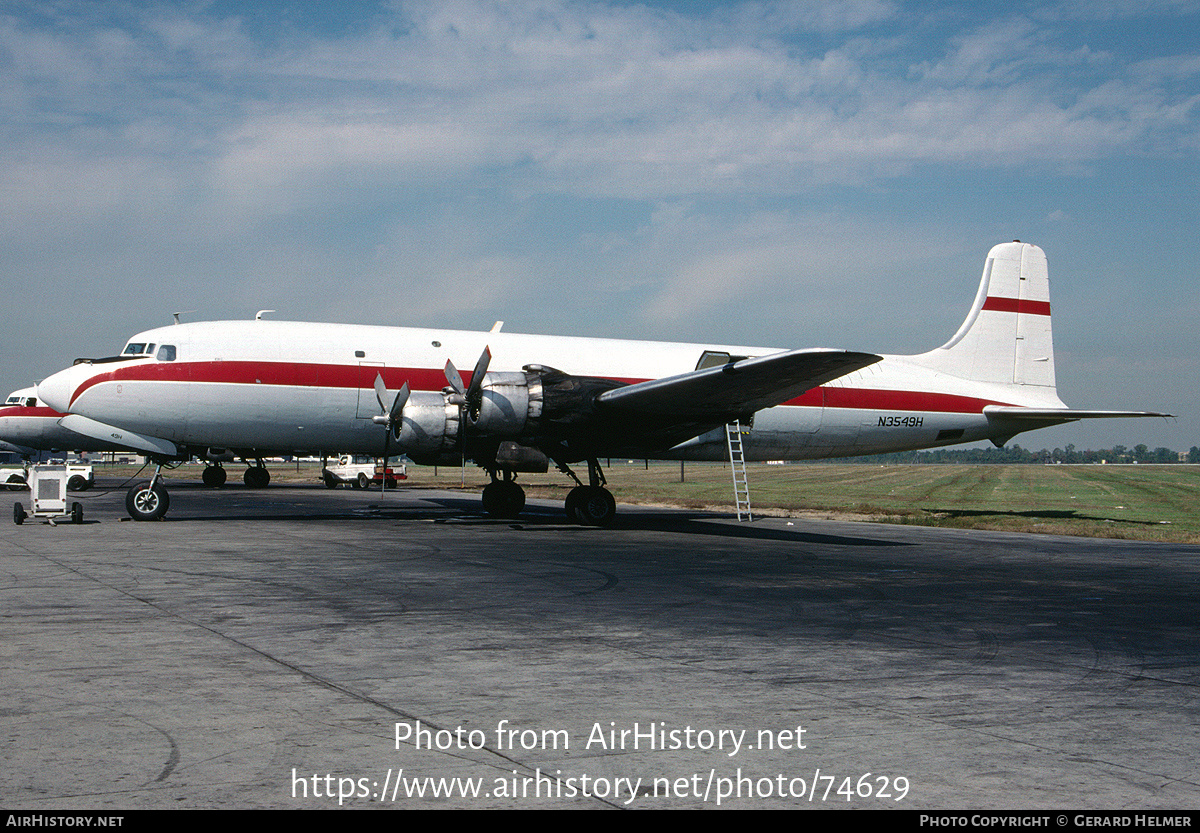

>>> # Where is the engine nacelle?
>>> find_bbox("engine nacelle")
[468,371,543,436]
[394,391,461,464]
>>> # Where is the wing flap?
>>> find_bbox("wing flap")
[596,348,882,418]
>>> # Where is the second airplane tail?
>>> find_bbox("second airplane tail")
[916,241,1058,391]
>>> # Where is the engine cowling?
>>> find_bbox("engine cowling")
[393,391,460,464]
[391,371,545,465]
[467,371,543,436]
[389,366,626,466]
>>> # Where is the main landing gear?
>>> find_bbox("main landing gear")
[200,460,271,488]
[201,463,226,487]
[481,470,526,519]
[480,457,616,526]
[561,458,616,526]
[243,460,271,488]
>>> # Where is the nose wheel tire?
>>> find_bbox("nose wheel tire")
[126,481,169,521]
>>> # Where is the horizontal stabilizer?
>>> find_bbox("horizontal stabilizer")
[58,414,179,457]
[984,405,1174,425]
[598,349,881,417]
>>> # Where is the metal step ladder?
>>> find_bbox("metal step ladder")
[726,420,752,521]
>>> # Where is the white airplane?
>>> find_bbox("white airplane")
[36,241,1168,523]
[0,387,132,460]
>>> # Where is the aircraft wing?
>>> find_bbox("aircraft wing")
[596,348,882,418]
[58,414,180,457]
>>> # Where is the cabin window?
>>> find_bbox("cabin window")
[156,345,177,362]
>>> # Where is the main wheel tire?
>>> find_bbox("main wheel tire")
[482,481,525,518]
[202,466,227,487]
[14,502,25,525]
[126,481,169,521]
[572,486,616,526]
[71,502,83,525]
[243,467,270,488]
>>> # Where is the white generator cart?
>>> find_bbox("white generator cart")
[13,464,82,525]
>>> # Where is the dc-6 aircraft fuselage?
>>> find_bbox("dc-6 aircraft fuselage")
[0,387,132,458]
[36,242,1168,523]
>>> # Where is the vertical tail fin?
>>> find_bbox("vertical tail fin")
[919,241,1057,389]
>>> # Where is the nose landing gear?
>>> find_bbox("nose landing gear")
[126,462,170,521]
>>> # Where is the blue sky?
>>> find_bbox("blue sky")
[1,0,1196,450]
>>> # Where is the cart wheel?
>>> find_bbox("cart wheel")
[72,502,83,525]
[67,475,86,491]
[14,502,25,525]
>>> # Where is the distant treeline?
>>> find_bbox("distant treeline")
[827,444,1200,465]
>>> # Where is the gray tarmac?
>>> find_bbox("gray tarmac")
[3,475,1199,810]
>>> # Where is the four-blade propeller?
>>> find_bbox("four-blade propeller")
[372,374,410,492]
[443,346,492,424]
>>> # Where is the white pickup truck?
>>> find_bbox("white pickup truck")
[321,455,406,489]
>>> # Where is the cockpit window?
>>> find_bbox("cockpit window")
[4,396,18,405]
[122,343,159,356]
[156,345,177,362]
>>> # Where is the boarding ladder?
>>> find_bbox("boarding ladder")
[726,421,752,522]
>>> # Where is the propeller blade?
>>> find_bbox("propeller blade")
[374,373,390,415]
[467,346,492,400]
[444,359,466,396]
[390,381,410,423]
[373,374,411,432]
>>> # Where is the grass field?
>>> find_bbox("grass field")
[94,460,1200,543]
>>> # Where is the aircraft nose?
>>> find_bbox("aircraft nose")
[37,365,86,413]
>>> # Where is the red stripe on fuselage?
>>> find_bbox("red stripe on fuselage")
[0,406,63,418]
[69,360,1016,416]
[982,296,1051,316]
